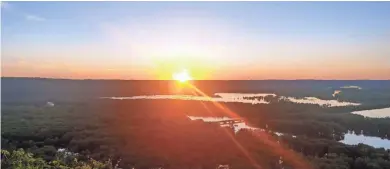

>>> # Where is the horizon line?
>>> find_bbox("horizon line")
[2,76,389,81]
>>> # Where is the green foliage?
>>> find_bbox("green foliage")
[2,79,390,168]
[2,100,390,168]
[1,149,117,169]
[1,149,47,169]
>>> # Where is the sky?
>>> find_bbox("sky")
[1,1,390,80]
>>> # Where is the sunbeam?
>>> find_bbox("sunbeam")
[186,83,313,169]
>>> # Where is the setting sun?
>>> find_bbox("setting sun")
[172,69,192,83]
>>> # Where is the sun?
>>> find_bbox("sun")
[172,69,192,83]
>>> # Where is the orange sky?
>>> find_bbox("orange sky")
[2,2,390,80]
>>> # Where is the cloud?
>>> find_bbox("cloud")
[1,2,46,22]
[25,14,46,22]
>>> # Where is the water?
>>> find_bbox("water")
[102,93,271,105]
[341,133,390,149]
[351,107,390,118]
[214,93,277,98]
[341,86,362,90]
[221,122,259,133]
[279,96,360,107]
[187,116,297,138]
[187,116,235,122]
[187,115,258,133]
[332,90,341,97]
[102,92,361,107]
[188,115,390,150]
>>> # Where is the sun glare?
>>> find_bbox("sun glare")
[172,69,192,83]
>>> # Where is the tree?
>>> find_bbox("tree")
[1,149,118,169]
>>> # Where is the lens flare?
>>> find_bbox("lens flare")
[186,83,313,169]
[172,69,192,83]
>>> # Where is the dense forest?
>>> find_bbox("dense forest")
[2,78,390,169]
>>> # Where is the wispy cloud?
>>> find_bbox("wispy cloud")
[1,2,46,22]
[25,14,46,22]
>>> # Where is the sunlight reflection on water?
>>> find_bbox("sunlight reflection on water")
[101,92,360,107]
[187,116,296,138]
[214,93,277,98]
[101,93,273,104]
[351,107,390,118]
[279,96,360,107]
[341,85,362,90]
[187,115,260,133]
[187,116,236,122]
[187,116,297,138]
[332,90,341,97]
[341,131,390,149]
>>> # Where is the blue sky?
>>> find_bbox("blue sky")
[2,2,390,79]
